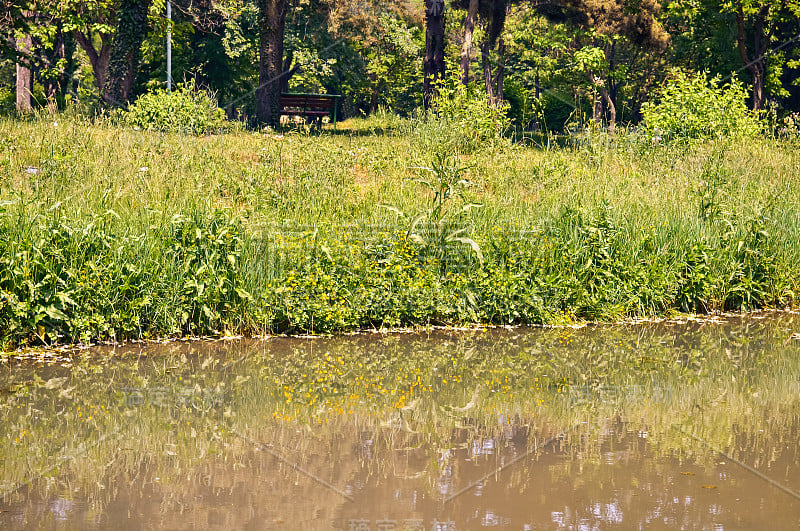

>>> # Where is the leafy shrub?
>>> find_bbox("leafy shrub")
[777,112,800,142]
[502,80,536,132]
[0,87,15,115]
[641,71,760,141]
[408,74,509,154]
[123,80,226,134]
[536,91,579,132]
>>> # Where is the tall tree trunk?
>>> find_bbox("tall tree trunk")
[494,37,505,103]
[61,31,77,98]
[279,50,299,94]
[605,41,617,122]
[481,36,495,104]
[43,25,71,100]
[15,32,32,113]
[103,0,152,106]
[73,31,111,93]
[257,0,288,126]
[735,4,768,111]
[423,0,446,109]
[459,0,479,85]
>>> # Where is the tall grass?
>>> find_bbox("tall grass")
[1,114,799,345]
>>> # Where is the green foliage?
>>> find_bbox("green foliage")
[0,87,14,115]
[777,112,800,142]
[380,153,484,268]
[169,211,252,332]
[536,91,578,132]
[0,116,799,345]
[122,81,226,134]
[501,79,537,132]
[0,202,253,345]
[409,74,510,154]
[641,71,761,141]
[362,15,424,113]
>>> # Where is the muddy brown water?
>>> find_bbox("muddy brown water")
[2,314,800,529]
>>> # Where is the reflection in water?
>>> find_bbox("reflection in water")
[1,314,800,528]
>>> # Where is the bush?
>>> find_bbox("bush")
[0,87,15,115]
[536,91,578,133]
[502,80,536,132]
[408,75,509,154]
[123,80,226,135]
[641,71,760,141]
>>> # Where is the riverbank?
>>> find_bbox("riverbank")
[1,115,799,347]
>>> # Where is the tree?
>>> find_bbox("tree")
[103,0,152,105]
[1,0,30,61]
[256,0,288,126]
[424,0,446,108]
[452,0,514,105]
[724,0,800,111]
[537,0,669,130]
[478,0,510,105]
[58,0,117,96]
[459,0,479,84]
[15,14,34,112]
[665,0,800,111]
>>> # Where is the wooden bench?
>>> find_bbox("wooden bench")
[279,93,342,128]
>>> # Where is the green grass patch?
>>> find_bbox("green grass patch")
[0,115,799,346]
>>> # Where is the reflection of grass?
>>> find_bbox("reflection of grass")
[2,317,799,510]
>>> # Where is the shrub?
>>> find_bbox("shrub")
[536,91,578,133]
[123,80,226,135]
[0,87,15,115]
[777,112,800,142]
[641,71,760,141]
[408,74,509,154]
[502,80,536,132]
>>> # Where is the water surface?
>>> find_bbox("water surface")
[2,314,800,529]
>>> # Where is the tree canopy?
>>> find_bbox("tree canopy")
[1,0,799,126]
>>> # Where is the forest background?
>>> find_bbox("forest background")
[2,0,800,130]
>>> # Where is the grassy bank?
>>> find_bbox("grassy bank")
[1,114,799,346]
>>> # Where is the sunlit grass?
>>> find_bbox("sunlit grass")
[1,115,799,345]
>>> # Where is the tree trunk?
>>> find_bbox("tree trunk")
[279,50,299,94]
[735,4,768,111]
[103,0,153,106]
[459,0,479,85]
[494,37,505,103]
[750,63,765,111]
[600,85,615,132]
[61,31,77,98]
[15,32,32,113]
[751,7,767,111]
[43,25,74,101]
[481,38,495,104]
[73,31,111,93]
[606,41,617,122]
[423,0,446,109]
[256,0,288,127]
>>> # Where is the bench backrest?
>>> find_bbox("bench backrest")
[280,94,339,110]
